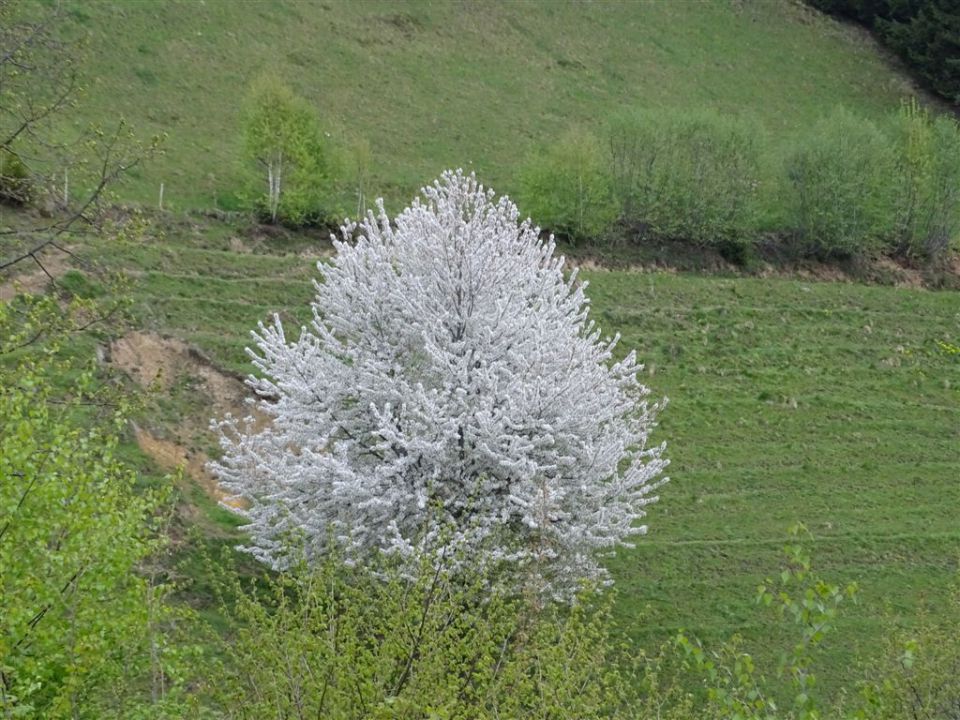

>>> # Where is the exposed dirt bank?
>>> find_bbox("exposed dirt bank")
[109,330,265,507]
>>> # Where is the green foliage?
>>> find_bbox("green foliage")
[345,135,373,219]
[890,99,960,260]
[0,149,31,205]
[782,107,896,258]
[79,219,960,700]
[675,524,860,720]
[55,2,914,210]
[202,549,633,719]
[607,108,765,248]
[851,590,960,719]
[0,300,173,718]
[241,73,337,226]
[518,128,618,243]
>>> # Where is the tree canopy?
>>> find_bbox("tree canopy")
[213,170,668,600]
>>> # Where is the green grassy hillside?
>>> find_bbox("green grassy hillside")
[65,0,917,209]
[80,218,960,697]
[9,0,956,706]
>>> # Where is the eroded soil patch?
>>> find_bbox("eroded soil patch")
[133,424,244,509]
[110,331,265,506]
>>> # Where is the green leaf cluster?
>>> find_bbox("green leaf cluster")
[675,524,860,720]
[0,148,31,205]
[0,303,168,718]
[242,73,338,226]
[782,108,895,259]
[201,550,635,719]
[517,127,619,244]
[607,108,765,248]
[523,103,960,263]
[890,99,960,260]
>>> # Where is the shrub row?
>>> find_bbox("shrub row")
[607,108,764,250]
[517,102,960,262]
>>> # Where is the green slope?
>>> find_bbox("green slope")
[30,0,958,702]
[82,219,960,698]
[65,0,916,209]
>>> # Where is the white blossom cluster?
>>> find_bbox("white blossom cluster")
[212,170,668,599]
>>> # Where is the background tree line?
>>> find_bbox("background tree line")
[516,101,960,266]
[804,0,960,106]
[241,73,960,270]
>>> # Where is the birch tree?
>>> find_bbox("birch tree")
[214,170,668,599]
[242,74,331,225]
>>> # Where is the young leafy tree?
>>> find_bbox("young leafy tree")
[606,108,764,249]
[890,99,960,261]
[518,128,619,243]
[0,299,171,718]
[783,107,896,258]
[242,74,332,225]
[202,549,638,719]
[852,589,960,720]
[675,524,860,720]
[213,170,668,600]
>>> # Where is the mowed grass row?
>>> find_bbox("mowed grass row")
[89,235,959,696]
[594,272,959,693]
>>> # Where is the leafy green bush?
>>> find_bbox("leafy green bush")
[242,74,338,227]
[665,524,960,720]
[675,524,860,720]
[782,107,896,258]
[0,299,177,719]
[0,148,32,205]
[518,128,619,243]
[607,108,765,249]
[852,590,960,720]
[201,549,636,719]
[890,100,960,261]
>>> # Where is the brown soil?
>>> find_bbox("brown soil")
[875,256,924,288]
[574,257,680,275]
[109,330,267,506]
[564,235,960,288]
[109,331,259,421]
[793,264,850,283]
[949,255,960,277]
[110,332,188,390]
[228,235,250,253]
[133,424,244,509]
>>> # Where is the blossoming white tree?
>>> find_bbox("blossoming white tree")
[213,170,668,599]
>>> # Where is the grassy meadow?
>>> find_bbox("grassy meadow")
[78,217,960,697]
[61,0,918,209]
